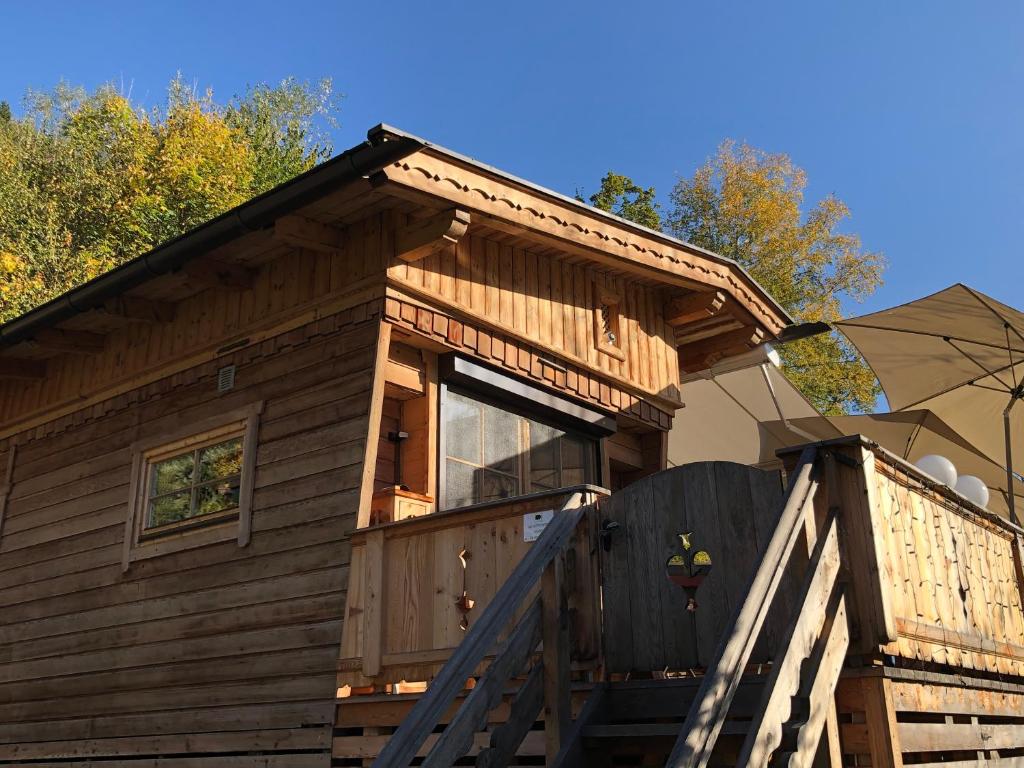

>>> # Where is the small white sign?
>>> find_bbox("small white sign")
[523,510,554,542]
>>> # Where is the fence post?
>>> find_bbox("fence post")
[542,550,571,762]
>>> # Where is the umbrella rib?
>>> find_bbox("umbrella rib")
[897,357,1018,410]
[835,321,1024,355]
[946,338,1017,392]
[970,381,1016,395]
[962,284,1024,348]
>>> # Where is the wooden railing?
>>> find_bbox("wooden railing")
[338,486,603,688]
[371,491,598,767]
[667,436,1024,766]
[865,443,1024,676]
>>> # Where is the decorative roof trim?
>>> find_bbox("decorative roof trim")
[380,150,788,337]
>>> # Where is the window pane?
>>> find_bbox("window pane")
[529,421,559,491]
[481,470,517,503]
[149,490,192,527]
[151,452,194,496]
[483,402,520,477]
[446,459,477,509]
[196,478,241,515]
[445,392,481,463]
[199,438,243,482]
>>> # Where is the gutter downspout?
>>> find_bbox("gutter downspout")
[0,126,423,348]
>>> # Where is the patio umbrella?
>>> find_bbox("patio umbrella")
[669,347,833,469]
[761,409,1024,521]
[834,284,1024,523]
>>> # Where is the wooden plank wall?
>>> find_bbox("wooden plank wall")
[0,217,389,433]
[871,459,1024,676]
[837,670,1024,765]
[389,229,682,407]
[599,461,787,671]
[0,304,382,765]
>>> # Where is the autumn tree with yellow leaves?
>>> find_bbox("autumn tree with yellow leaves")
[587,142,884,414]
[0,77,337,322]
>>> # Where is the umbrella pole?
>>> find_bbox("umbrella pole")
[1006,391,1022,526]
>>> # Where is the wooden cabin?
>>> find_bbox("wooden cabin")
[0,125,1021,767]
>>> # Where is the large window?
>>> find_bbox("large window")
[442,389,597,509]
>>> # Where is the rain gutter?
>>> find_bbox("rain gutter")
[0,126,424,348]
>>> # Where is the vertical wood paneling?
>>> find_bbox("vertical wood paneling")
[873,461,1024,676]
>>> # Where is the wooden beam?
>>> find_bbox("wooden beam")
[665,290,726,327]
[29,328,105,354]
[181,258,254,290]
[679,325,765,372]
[0,359,45,379]
[861,677,904,767]
[274,213,346,254]
[98,296,176,323]
[395,209,470,263]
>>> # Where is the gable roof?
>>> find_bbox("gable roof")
[0,124,791,351]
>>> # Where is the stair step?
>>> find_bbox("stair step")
[583,721,750,739]
[604,676,767,721]
[584,723,682,738]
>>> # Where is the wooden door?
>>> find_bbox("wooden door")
[599,462,786,672]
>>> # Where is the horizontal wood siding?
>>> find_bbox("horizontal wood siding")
[389,229,681,408]
[0,305,382,764]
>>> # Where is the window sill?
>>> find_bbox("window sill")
[127,517,240,566]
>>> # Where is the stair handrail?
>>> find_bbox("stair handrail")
[372,490,589,767]
[666,446,820,768]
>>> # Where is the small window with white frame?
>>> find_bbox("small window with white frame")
[122,401,262,570]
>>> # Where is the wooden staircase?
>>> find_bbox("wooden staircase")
[370,446,853,767]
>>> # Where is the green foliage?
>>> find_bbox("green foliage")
[667,141,885,414]
[0,76,339,322]
[581,171,662,230]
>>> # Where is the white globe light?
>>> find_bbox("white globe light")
[915,454,958,488]
[954,475,990,509]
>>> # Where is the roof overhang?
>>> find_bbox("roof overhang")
[0,124,792,362]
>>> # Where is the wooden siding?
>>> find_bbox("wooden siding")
[871,458,1024,676]
[0,304,382,765]
[378,150,789,338]
[388,229,682,408]
[0,217,389,436]
[384,292,673,431]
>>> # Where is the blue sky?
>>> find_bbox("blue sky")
[2,1,1021,315]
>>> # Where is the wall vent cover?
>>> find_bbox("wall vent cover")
[217,365,236,393]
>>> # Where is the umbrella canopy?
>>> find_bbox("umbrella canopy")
[668,348,831,469]
[835,283,1024,522]
[761,410,1024,521]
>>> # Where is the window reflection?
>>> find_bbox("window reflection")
[443,390,596,508]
